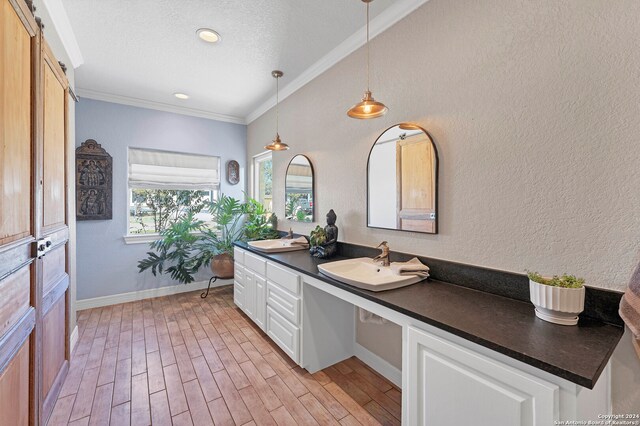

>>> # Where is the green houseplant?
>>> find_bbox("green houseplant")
[243,198,280,241]
[527,271,586,326]
[309,225,327,248]
[138,194,277,284]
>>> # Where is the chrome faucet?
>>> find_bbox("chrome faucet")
[287,228,294,239]
[373,241,390,267]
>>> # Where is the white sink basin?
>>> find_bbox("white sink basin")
[247,239,309,253]
[317,257,425,292]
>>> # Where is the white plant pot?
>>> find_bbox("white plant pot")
[529,279,585,326]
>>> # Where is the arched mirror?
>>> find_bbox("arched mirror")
[285,155,314,222]
[367,123,438,234]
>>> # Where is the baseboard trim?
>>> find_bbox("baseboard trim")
[75,279,232,310]
[69,325,79,353]
[354,342,402,388]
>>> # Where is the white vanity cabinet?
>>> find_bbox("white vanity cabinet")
[243,269,256,318]
[233,248,268,331]
[254,274,267,330]
[406,325,558,425]
[233,265,245,309]
[233,249,245,309]
[233,248,302,363]
[231,247,613,425]
[265,262,302,363]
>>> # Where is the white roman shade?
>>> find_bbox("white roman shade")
[128,148,220,190]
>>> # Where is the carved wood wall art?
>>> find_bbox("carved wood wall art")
[76,139,113,220]
[227,160,240,185]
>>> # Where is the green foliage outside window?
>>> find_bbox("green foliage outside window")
[129,189,211,234]
[262,159,272,197]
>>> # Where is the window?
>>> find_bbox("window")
[128,189,216,234]
[253,151,272,211]
[127,148,220,235]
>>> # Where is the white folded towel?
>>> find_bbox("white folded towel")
[284,236,309,246]
[390,257,430,277]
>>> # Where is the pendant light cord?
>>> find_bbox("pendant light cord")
[276,75,279,135]
[366,1,370,92]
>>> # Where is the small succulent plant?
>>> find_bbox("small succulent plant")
[527,271,585,289]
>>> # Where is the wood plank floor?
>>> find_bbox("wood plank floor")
[48,285,401,425]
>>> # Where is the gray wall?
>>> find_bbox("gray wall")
[247,0,640,408]
[75,98,247,300]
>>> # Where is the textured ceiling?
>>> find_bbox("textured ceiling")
[63,0,396,121]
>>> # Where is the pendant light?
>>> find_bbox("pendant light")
[265,70,290,151]
[347,0,388,119]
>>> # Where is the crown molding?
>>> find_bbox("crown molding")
[245,0,430,124]
[76,88,247,125]
[42,0,84,68]
[73,0,427,125]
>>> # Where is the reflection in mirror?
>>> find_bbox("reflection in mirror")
[285,155,314,222]
[367,124,438,233]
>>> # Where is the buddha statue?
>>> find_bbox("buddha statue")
[310,209,338,258]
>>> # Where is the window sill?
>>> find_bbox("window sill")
[123,234,162,245]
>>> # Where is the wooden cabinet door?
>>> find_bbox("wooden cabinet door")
[407,326,558,425]
[0,0,39,424]
[38,37,70,423]
[1,2,70,424]
[0,341,31,426]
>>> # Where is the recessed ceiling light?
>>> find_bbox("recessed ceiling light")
[197,28,221,43]
[174,93,189,100]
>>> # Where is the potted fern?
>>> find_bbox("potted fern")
[138,195,277,284]
[527,271,585,325]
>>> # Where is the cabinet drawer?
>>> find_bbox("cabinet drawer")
[233,247,245,265]
[245,253,266,275]
[267,262,300,296]
[233,281,245,309]
[267,281,300,326]
[266,306,299,363]
[234,264,245,285]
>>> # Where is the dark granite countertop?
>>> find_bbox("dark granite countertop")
[233,241,623,389]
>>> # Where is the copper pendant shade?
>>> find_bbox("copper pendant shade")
[347,0,388,119]
[266,133,289,151]
[347,90,388,119]
[265,70,290,151]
